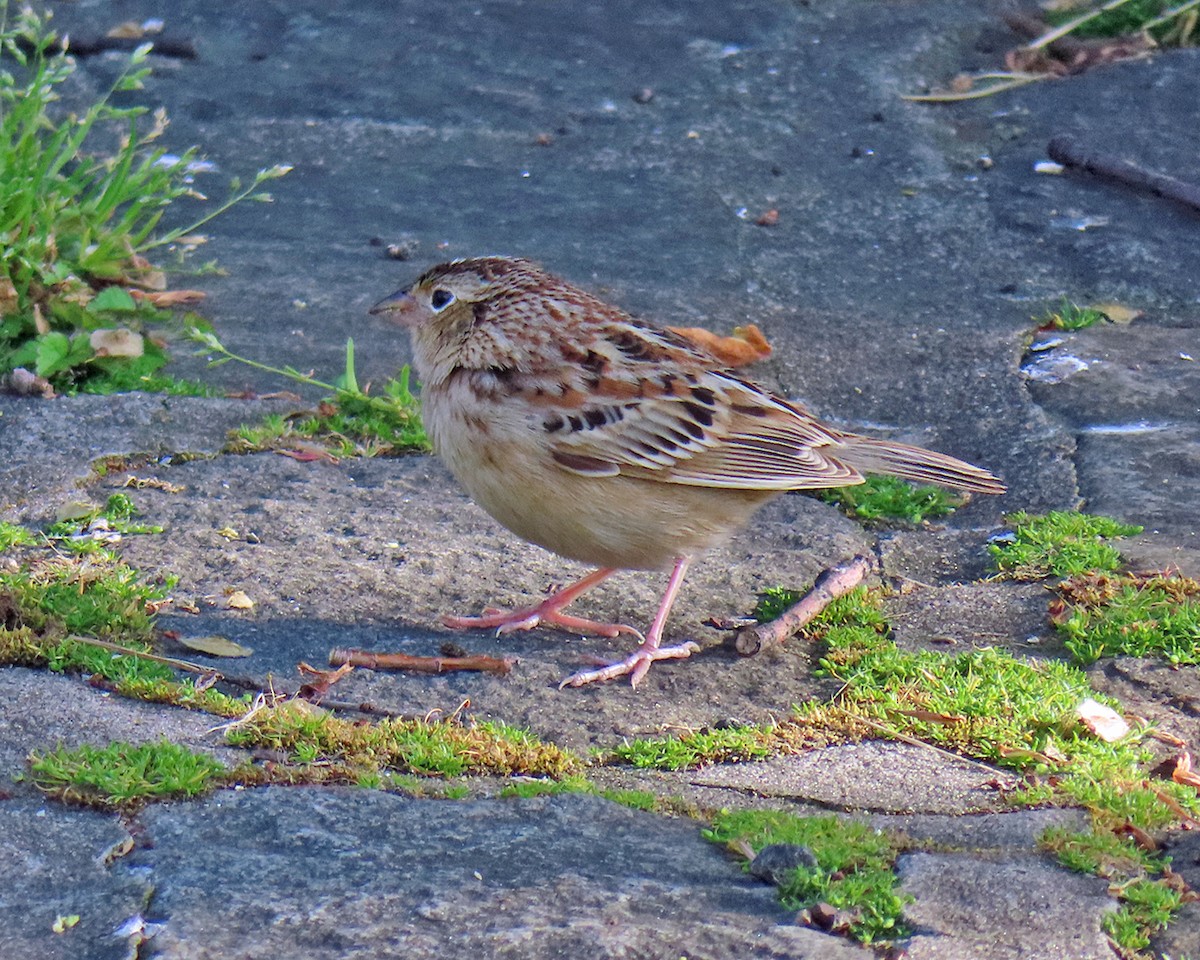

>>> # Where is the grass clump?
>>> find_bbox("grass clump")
[0,520,35,551]
[1041,826,1184,952]
[1043,0,1199,43]
[989,511,1143,580]
[46,492,163,541]
[197,331,428,456]
[0,4,290,394]
[1035,299,1108,332]
[706,809,909,944]
[820,475,963,524]
[1054,571,1200,665]
[225,701,581,779]
[29,739,227,807]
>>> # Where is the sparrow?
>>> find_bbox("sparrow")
[371,257,1005,687]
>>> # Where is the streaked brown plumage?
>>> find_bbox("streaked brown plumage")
[372,257,1005,687]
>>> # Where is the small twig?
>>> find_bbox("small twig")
[1047,135,1200,214]
[733,555,871,657]
[328,648,517,675]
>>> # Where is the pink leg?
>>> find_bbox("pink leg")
[560,557,700,689]
[443,567,639,638]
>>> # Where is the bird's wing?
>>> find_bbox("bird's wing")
[538,369,865,491]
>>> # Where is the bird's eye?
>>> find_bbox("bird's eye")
[430,289,455,311]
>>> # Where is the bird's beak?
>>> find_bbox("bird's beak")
[369,289,420,326]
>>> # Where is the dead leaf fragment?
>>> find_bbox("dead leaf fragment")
[216,527,240,540]
[2,368,55,398]
[177,635,254,658]
[755,208,780,226]
[668,323,772,367]
[121,476,185,493]
[107,19,146,38]
[0,277,18,316]
[1173,751,1200,790]
[297,661,354,701]
[128,288,207,307]
[90,328,144,358]
[1076,698,1129,742]
[1091,302,1142,324]
[225,590,254,610]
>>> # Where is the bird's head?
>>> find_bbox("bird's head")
[371,256,594,385]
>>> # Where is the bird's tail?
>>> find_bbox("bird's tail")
[834,435,1006,494]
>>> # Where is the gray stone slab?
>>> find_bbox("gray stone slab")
[898,853,1115,960]
[690,742,1009,815]
[0,395,293,519]
[125,789,869,959]
[0,797,145,960]
[0,668,241,793]
[872,808,1092,852]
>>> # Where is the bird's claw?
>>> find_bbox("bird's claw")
[559,640,700,689]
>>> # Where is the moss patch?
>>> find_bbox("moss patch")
[820,475,963,524]
[989,511,1143,580]
[705,809,910,944]
[30,739,227,807]
[225,700,581,779]
[1053,571,1200,666]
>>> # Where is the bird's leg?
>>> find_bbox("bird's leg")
[443,567,639,638]
[560,557,700,689]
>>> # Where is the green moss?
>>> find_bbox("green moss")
[46,492,164,539]
[1035,299,1108,332]
[705,810,910,944]
[1042,826,1183,952]
[989,511,1143,580]
[498,775,593,799]
[607,720,832,771]
[30,739,227,807]
[225,702,581,779]
[1043,0,1196,43]
[820,475,963,524]
[0,521,36,552]
[1054,571,1200,665]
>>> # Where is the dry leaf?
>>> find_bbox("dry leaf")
[297,661,354,700]
[129,288,207,307]
[1076,698,1129,742]
[225,590,254,610]
[33,303,49,334]
[3,368,55,399]
[277,446,340,464]
[1092,302,1142,324]
[216,527,240,540]
[121,476,185,493]
[107,19,146,38]
[177,635,255,658]
[90,328,145,358]
[0,277,18,316]
[668,323,772,367]
[1173,751,1200,790]
[755,208,780,226]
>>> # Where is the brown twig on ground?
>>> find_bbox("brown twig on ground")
[733,555,872,657]
[328,648,517,675]
[1047,135,1200,214]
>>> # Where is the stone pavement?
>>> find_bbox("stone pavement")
[2,1,1199,957]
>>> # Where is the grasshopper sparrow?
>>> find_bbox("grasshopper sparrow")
[371,257,1005,688]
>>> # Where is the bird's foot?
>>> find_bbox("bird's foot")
[559,639,700,689]
[444,605,639,639]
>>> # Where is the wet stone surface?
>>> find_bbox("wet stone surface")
[3,0,1200,957]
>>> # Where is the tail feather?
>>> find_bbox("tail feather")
[833,435,1006,495]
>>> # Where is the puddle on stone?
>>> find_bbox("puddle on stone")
[1078,421,1178,435]
[1020,352,1089,384]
